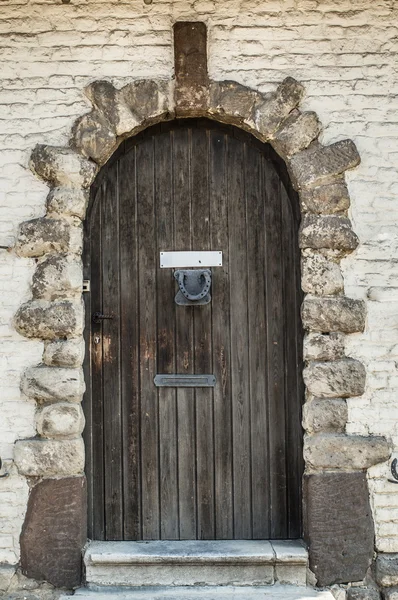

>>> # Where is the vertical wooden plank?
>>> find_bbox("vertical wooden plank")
[101,164,123,540]
[83,189,104,539]
[155,131,179,540]
[210,128,234,540]
[191,126,214,540]
[281,183,303,539]
[264,162,287,539]
[246,147,269,539]
[173,126,197,539]
[137,134,160,540]
[227,135,252,539]
[119,147,141,540]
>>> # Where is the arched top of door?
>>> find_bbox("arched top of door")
[27,75,361,230]
[89,117,301,227]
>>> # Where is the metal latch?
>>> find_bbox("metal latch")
[92,312,114,324]
[83,280,90,292]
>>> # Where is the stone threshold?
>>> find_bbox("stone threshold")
[61,585,334,600]
[85,540,308,566]
[84,540,308,588]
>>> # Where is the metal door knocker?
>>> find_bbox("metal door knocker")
[174,269,211,305]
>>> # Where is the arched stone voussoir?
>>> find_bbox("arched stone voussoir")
[119,79,175,130]
[207,77,306,143]
[254,76,305,140]
[289,139,360,190]
[16,216,82,258]
[46,187,89,221]
[208,80,263,130]
[270,110,322,159]
[84,78,175,139]
[299,179,350,215]
[30,145,98,189]
[71,109,117,165]
[21,365,85,404]
[84,79,119,127]
[15,298,84,340]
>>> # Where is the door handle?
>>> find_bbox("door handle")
[92,312,115,324]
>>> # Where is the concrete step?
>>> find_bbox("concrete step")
[85,540,308,588]
[61,585,335,600]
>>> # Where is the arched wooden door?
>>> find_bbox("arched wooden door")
[83,119,303,542]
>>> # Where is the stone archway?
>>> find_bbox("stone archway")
[11,22,390,591]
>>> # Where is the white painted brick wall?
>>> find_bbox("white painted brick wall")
[0,0,397,563]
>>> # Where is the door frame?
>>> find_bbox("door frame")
[14,74,369,589]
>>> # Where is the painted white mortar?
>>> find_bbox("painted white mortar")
[0,0,397,563]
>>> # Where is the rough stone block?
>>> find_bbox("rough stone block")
[271,110,322,158]
[0,565,16,591]
[15,299,83,340]
[304,433,390,471]
[84,79,119,129]
[304,332,345,361]
[376,554,398,587]
[43,338,84,368]
[119,79,173,134]
[303,359,366,397]
[304,472,374,586]
[302,253,344,295]
[71,109,117,164]
[209,80,262,129]
[383,588,398,600]
[36,403,85,438]
[20,477,86,588]
[21,366,85,403]
[30,145,97,188]
[16,217,82,258]
[299,215,359,251]
[302,296,366,333]
[289,140,360,190]
[46,186,89,220]
[31,255,82,300]
[347,587,380,600]
[256,77,305,137]
[302,398,347,433]
[14,438,85,477]
[300,180,350,214]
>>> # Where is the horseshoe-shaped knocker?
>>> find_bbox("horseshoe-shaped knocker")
[174,269,211,305]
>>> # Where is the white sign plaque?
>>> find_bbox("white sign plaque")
[160,251,222,269]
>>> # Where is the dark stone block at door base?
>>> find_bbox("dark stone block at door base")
[304,472,374,586]
[20,476,87,588]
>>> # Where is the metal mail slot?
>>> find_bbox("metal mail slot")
[160,251,222,268]
[154,374,216,387]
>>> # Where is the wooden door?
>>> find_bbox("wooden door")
[83,119,303,541]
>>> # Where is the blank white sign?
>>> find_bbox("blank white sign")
[160,251,222,269]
